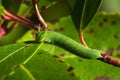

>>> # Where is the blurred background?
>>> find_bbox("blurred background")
[101,0,120,13]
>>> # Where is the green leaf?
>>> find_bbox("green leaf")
[0,2,33,46]
[2,0,23,13]
[37,0,57,7]
[64,57,120,80]
[0,43,39,78]
[0,0,4,24]
[45,15,120,80]
[0,43,79,80]
[0,7,4,15]
[30,0,70,22]
[7,64,35,80]
[0,0,4,15]
[84,12,120,57]
[48,16,79,42]
[1,13,120,80]
[74,12,120,80]
[41,0,69,21]
[0,24,29,46]
[8,51,79,80]
[67,0,102,32]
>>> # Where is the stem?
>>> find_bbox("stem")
[6,22,18,33]
[0,44,30,64]
[4,9,38,30]
[79,32,88,47]
[32,0,48,30]
[20,64,35,80]
[1,20,9,29]
[98,54,120,67]
[6,7,33,34]
[23,42,44,64]
[0,20,9,38]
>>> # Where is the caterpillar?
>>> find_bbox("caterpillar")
[36,31,101,59]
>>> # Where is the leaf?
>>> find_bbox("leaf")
[7,65,35,80]
[8,51,79,80]
[45,15,120,80]
[0,43,79,80]
[1,13,120,80]
[0,24,29,46]
[0,0,4,24]
[48,16,79,42]
[37,0,57,7]
[0,0,4,16]
[64,57,120,80]
[2,0,23,13]
[30,0,70,22]
[41,0,69,21]
[0,43,40,78]
[67,0,102,32]
[84,12,120,57]
[72,12,120,80]
[0,2,33,46]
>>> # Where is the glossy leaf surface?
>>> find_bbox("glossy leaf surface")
[67,0,102,32]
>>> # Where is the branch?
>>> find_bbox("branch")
[3,9,38,30]
[79,32,88,47]
[98,54,120,67]
[32,0,48,30]
[0,20,9,38]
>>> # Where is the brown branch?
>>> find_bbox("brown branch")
[0,20,9,38]
[6,22,18,33]
[6,7,33,34]
[79,32,88,47]
[98,53,120,67]
[32,0,48,30]
[4,9,38,30]
[0,27,6,38]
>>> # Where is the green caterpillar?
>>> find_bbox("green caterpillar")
[36,31,101,59]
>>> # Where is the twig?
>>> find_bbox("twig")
[32,0,48,30]
[79,32,88,47]
[4,9,38,30]
[0,20,9,38]
[98,53,120,67]
[6,22,18,33]
[6,6,33,34]
[1,20,9,29]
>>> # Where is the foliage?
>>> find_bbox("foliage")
[0,0,120,80]
[67,0,102,32]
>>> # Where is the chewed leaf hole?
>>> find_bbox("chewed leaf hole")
[52,55,60,58]
[54,27,64,32]
[67,66,74,72]
[116,45,120,51]
[58,60,65,63]
[67,66,77,77]
[50,19,59,24]
[113,34,118,39]
[111,20,116,25]
[86,28,94,34]
[99,22,104,27]
[103,18,108,22]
